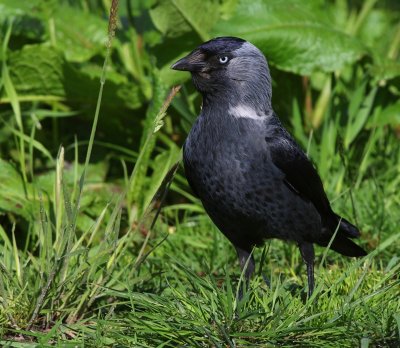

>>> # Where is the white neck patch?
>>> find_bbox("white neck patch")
[228,104,266,120]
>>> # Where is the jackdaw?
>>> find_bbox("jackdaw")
[171,37,367,297]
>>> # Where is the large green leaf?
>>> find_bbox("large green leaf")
[0,1,108,63]
[212,0,366,75]
[3,44,145,109]
[0,0,45,41]
[52,5,107,62]
[150,0,219,41]
[7,44,65,97]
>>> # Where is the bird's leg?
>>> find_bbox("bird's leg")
[299,242,315,298]
[235,246,255,300]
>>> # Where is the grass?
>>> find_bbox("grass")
[108,186,399,347]
[1,170,399,346]
[0,1,399,347]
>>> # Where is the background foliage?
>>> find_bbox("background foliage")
[0,0,399,346]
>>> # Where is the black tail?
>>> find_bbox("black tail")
[338,216,361,238]
[330,234,367,257]
[322,215,367,257]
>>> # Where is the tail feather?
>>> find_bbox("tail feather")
[338,215,360,238]
[330,235,367,257]
[321,215,367,257]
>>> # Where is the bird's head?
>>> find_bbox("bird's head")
[172,37,272,110]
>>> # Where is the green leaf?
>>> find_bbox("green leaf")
[0,1,107,63]
[356,8,400,61]
[63,62,146,110]
[6,125,53,162]
[213,0,366,75]
[369,60,400,84]
[0,159,35,221]
[52,5,108,62]
[344,86,377,148]
[3,44,145,109]
[0,0,45,41]
[367,102,400,128]
[150,0,219,41]
[7,44,65,97]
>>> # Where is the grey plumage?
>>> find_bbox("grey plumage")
[172,37,366,297]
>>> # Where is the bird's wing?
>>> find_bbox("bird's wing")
[268,128,364,255]
[266,124,332,218]
[267,121,362,242]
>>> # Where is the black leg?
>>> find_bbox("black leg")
[299,242,315,298]
[261,273,271,288]
[235,246,255,299]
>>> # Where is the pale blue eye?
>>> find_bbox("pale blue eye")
[219,56,229,64]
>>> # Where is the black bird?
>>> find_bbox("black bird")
[171,37,367,297]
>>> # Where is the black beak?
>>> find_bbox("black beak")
[171,50,206,72]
